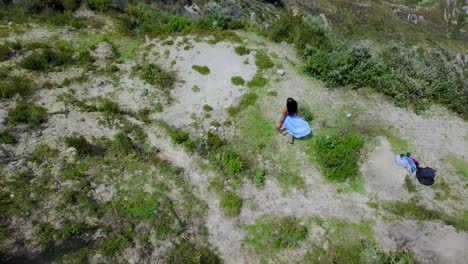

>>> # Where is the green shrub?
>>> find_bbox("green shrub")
[112,132,134,152]
[21,51,48,71]
[254,50,274,70]
[166,16,190,33]
[170,130,190,144]
[76,49,94,65]
[192,65,210,75]
[64,134,93,157]
[87,0,112,12]
[231,76,245,86]
[299,105,314,122]
[220,191,243,217]
[0,130,15,144]
[34,223,56,244]
[8,101,47,126]
[29,144,58,163]
[207,131,223,150]
[140,63,176,93]
[192,85,201,92]
[61,162,89,180]
[227,92,258,117]
[203,104,213,112]
[99,234,129,257]
[0,44,10,61]
[21,44,74,71]
[0,75,32,99]
[247,75,268,88]
[59,222,82,239]
[312,132,364,182]
[165,239,222,264]
[234,46,250,55]
[253,169,266,188]
[97,98,120,116]
[244,216,308,253]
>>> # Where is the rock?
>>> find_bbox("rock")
[346,113,352,118]
[280,41,288,46]
[61,147,78,163]
[0,109,7,125]
[277,69,285,76]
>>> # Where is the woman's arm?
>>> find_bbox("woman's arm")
[297,111,305,120]
[276,108,288,129]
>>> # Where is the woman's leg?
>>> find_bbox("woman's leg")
[289,134,295,144]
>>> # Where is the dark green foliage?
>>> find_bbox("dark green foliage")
[0,44,10,61]
[164,125,197,152]
[139,63,176,93]
[207,131,223,150]
[29,144,59,164]
[234,46,250,55]
[170,130,189,144]
[21,43,73,72]
[112,132,134,153]
[97,98,120,116]
[212,150,245,175]
[253,169,266,188]
[43,11,84,28]
[87,0,112,12]
[247,75,268,88]
[64,134,93,157]
[231,76,245,86]
[254,50,274,70]
[220,191,243,217]
[299,105,314,122]
[245,216,308,253]
[203,104,213,112]
[59,221,83,239]
[165,239,222,264]
[8,101,47,126]
[34,223,55,244]
[99,234,129,257]
[0,130,15,144]
[312,132,364,182]
[227,92,258,117]
[76,49,94,66]
[192,65,211,75]
[0,75,32,99]
[61,162,89,180]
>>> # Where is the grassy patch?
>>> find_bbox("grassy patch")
[385,133,409,154]
[254,50,274,70]
[192,85,200,92]
[231,76,245,86]
[0,130,15,144]
[404,175,417,193]
[29,144,59,164]
[312,131,364,182]
[138,63,176,94]
[192,65,211,75]
[382,201,468,231]
[99,234,129,257]
[64,134,93,157]
[234,46,250,55]
[219,191,243,217]
[8,101,47,126]
[244,216,308,254]
[165,239,221,264]
[247,74,268,88]
[203,104,213,112]
[227,92,258,117]
[448,155,468,179]
[162,124,197,152]
[0,75,32,99]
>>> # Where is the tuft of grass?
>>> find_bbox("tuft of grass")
[29,144,59,164]
[312,131,364,182]
[385,133,409,154]
[404,175,417,193]
[0,44,10,61]
[247,74,268,88]
[207,131,223,150]
[64,134,93,157]
[219,191,243,217]
[165,239,222,264]
[97,98,121,116]
[8,101,47,126]
[448,155,468,179]
[231,76,245,86]
[234,46,250,56]
[300,104,315,122]
[227,92,258,117]
[253,169,266,188]
[164,125,197,152]
[0,130,15,144]
[192,85,201,92]
[0,75,32,99]
[99,234,129,257]
[244,216,308,253]
[139,63,176,93]
[162,39,174,46]
[203,104,213,112]
[254,50,274,70]
[192,65,210,75]
[112,132,134,153]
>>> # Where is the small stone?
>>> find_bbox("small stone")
[277,69,285,76]
[346,113,352,118]
[62,147,78,163]
[280,41,288,46]
[10,193,14,198]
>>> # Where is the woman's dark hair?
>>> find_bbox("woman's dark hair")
[286,98,298,116]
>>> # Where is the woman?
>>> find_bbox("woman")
[276,98,312,144]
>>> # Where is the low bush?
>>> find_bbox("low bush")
[231,76,245,86]
[87,0,112,12]
[247,75,267,88]
[0,75,32,99]
[234,46,250,55]
[192,65,211,75]
[0,130,15,144]
[99,234,129,257]
[64,134,93,157]
[312,131,364,182]
[58,221,82,239]
[97,98,120,116]
[207,131,223,150]
[112,132,134,153]
[220,191,243,217]
[254,50,274,70]
[165,239,222,264]
[203,104,213,112]
[0,44,10,61]
[21,43,74,72]
[244,216,308,253]
[29,144,59,164]
[8,101,47,126]
[139,63,176,93]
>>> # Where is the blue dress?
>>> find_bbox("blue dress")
[283,114,312,138]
